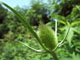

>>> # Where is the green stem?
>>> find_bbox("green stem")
[50,51,58,60]
[58,25,70,47]
[55,19,58,43]
[17,41,46,53]
[52,25,71,52]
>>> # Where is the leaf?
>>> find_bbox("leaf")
[66,27,74,46]
[71,21,80,26]
[58,20,66,25]
[73,27,80,34]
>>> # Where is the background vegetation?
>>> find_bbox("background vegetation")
[0,0,80,60]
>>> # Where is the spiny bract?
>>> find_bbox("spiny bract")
[38,23,58,50]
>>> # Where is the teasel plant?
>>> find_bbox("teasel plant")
[0,2,71,60]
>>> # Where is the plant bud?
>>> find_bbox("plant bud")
[38,23,58,50]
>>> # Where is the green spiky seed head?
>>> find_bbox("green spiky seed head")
[38,23,58,50]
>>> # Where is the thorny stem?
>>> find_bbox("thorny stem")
[50,51,58,60]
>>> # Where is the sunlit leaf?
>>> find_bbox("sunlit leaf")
[66,27,74,46]
[71,21,80,26]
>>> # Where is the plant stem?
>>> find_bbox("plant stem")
[17,41,46,53]
[55,19,58,43]
[50,51,58,60]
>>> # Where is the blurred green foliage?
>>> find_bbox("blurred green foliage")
[0,0,80,60]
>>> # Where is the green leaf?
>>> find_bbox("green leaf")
[73,27,80,34]
[71,21,80,26]
[66,27,74,46]
[58,20,66,25]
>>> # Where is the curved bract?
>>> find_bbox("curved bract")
[38,23,58,50]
